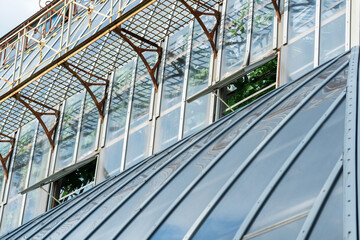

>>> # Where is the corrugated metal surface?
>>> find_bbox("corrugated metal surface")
[1,48,358,240]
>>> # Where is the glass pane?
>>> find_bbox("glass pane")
[250,1,274,62]
[155,107,181,151]
[0,141,10,200]
[125,52,155,167]
[8,120,37,198]
[246,101,345,236]
[155,26,189,152]
[286,0,316,81]
[221,0,249,79]
[183,95,211,138]
[289,0,316,39]
[0,197,22,234]
[285,32,315,81]
[102,60,134,178]
[1,120,37,234]
[309,173,343,240]
[183,18,213,138]
[22,188,48,224]
[56,92,83,171]
[194,68,347,239]
[22,116,54,223]
[187,17,212,97]
[29,115,54,186]
[77,86,103,160]
[319,0,346,64]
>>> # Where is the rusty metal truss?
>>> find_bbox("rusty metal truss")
[177,0,220,58]
[0,133,15,181]
[113,27,162,91]
[271,0,281,22]
[62,61,109,122]
[13,93,60,151]
[0,0,222,145]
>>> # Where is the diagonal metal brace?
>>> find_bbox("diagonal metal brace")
[177,0,221,58]
[113,27,162,92]
[61,62,109,123]
[0,133,15,181]
[13,93,60,151]
[271,0,281,22]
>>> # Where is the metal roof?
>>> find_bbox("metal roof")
[1,47,359,239]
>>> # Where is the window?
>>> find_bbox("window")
[52,159,96,208]
[222,58,277,115]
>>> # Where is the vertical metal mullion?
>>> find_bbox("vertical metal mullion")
[215,0,227,83]
[72,91,86,164]
[178,20,194,141]
[314,0,321,67]
[3,131,20,204]
[0,132,16,204]
[155,37,169,118]
[18,121,39,226]
[282,0,289,45]
[345,0,351,51]
[110,0,114,21]
[65,0,74,52]
[50,103,66,175]
[154,0,178,119]
[350,0,360,47]
[243,0,254,66]
[209,3,223,123]
[16,34,27,80]
[47,102,66,210]
[272,1,278,50]
[59,0,68,54]
[148,87,156,156]
[0,203,4,230]
[100,72,115,148]
[150,37,169,155]
[12,33,21,83]
[120,57,138,172]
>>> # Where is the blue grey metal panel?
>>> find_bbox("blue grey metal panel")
[297,156,343,240]
[1,49,358,240]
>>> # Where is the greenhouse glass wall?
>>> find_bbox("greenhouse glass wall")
[0,0,359,238]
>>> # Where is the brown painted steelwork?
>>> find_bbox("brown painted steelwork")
[0,133,15,181]
[177,0,220,58]
[271,0,281,22]
[13,93,60,151]
[61,61,109,122]
[0,0,222,144]
[113,27,162,92]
